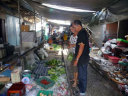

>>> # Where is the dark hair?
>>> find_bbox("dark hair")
[73,20,82,26]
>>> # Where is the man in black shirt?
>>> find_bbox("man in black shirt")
[72,20,90,96]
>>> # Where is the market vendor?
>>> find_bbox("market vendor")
[68,24,78,87]
[72,20,90,96]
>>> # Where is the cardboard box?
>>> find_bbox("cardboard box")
[0,77,10,82]
[11,67,22,83]
[21,25,30,32]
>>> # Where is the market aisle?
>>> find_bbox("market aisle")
[86,65,120,96]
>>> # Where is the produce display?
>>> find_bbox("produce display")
[48,67,66,81]
[45,59,62,67]
[45,59,66,81]
[52,44,61,51]
[24,43,69,96]
[48,75,69,96]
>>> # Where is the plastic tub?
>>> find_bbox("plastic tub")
[103,54,111,60]
[117,41,128,47]
[108,56,120,64]
[118,61,128,66]
[117,38,128,43]
[36,77,55,89]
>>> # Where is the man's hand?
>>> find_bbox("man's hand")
[73,59,78,66]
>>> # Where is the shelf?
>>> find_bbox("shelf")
[0,43,44,74]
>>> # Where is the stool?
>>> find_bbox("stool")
[7,82,25,96]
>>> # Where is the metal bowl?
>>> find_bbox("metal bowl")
[23,70,31,73]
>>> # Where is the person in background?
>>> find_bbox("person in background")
[72,20,90,96]
[63,33,68,43]
[68,25,78,87]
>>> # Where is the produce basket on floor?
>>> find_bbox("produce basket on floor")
[107,72,126,85]
[36,77,55,89]
[37,90,53,96]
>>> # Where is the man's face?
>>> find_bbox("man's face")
[70,26,75,33]
[72,23,80,32]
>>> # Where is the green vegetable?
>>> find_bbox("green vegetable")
[45,59,62,67]
[50,74,58,81]
[67,53,73,61]
[46,58,66,81]
[52,44,61,51]
[48,67,66,81]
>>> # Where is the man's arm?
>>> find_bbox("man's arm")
[74,43,85,66]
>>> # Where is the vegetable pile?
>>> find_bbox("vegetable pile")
[46,59,66,81]
[45,59,62,67]
[48,67,66,81]
[52,44,61,51]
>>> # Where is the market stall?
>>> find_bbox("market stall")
[90,37,128,96]
[0,43,71,96]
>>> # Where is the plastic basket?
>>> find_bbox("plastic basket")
[108,56,120,64]
[118,61,128,66]
[37,90,53,96]
[117,41,128,47]
[36,77,55,89]
[103,54,110,60]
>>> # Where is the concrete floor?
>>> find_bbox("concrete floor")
[86,65,120,96]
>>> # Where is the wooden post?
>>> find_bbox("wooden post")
[117,21,120,38]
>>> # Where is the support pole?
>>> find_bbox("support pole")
[18,0,24,70]
[117,21,120,38]
[41,16,44,42]
[34,11,37,42]
[18,0,22,53]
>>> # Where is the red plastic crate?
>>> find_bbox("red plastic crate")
[108,56,120,64]
[7,82,25,96]
[103,54,110,59]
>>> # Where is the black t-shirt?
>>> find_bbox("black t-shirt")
[75,28,90,64]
